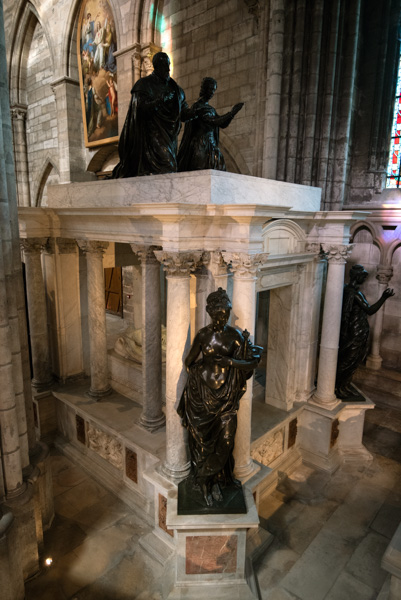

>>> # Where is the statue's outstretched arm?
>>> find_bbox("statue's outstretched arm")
[354,288,394,315]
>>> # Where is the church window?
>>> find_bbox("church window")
[386,52,401,187]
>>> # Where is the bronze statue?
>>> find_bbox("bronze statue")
[177,77,244,172]
[335,264,394,400]
[113,52,194,178]
[177,288,262,513]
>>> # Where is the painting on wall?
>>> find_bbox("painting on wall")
[77,0,118,147]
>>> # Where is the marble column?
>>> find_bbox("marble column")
[193,252,210,333]
[10,104,30,207]
[21,238,53,391]
[155,251,201,481]
[132,245,165,431]
[78,241,111,398]
[366,265,393,370]
[312,244,353,407]
[223,252,268,479]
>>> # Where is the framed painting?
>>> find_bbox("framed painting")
[77,0,119,147]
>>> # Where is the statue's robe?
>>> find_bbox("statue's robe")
[113,73,189,178]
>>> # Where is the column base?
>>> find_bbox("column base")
[309,394,341,411]
[86,385,112,400]
[32,377,54,393]
[161,461,191,484]
[0,511,24,600]
[3,484,40,579]
[365,354,383,371]
[234,458,261,483]
[139,412,166,432]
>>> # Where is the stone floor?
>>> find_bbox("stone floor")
[25,387,401,600]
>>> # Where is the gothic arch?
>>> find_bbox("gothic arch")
[219,131,251,176]
[385,238,401,266]
[87,144,118,174]
[350,222,384,260]
[35,157,59,207]
[8,1,54,107]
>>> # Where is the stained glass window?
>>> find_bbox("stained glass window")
[386,53,401,187]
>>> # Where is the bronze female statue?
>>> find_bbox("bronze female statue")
[177,77,243,172]
[336,264,394,399]
[177,288,262,511]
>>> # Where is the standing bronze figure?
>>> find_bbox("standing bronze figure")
[177,288,262,513]
[113,52,194,178]
[177,77,244,172]
[335,264,394,400]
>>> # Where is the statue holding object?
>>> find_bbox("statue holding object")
[177,288,262,514]
[178,77,244,172]
[335,264,394,400]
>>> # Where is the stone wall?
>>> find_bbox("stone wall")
[25,20,59,206]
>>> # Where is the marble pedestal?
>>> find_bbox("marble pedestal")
[165,487,261,600]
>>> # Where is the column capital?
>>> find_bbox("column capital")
[130,244,162,265]
[154,251,202,277]
[10,104,27,121]
[321,244,353,264]
[44,238,78,255]
[193,251,210,276]
[209,251,229,277]
[222,252,268,278]
[376,265,393,284]
[77,240,109,255]
[20,237,48,254]
[306,242,321,254]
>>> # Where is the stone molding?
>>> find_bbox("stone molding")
[130,244,162,265]
[321,244,353,264]
[222,252,268,277]
[154,251,202,277]
[376,265,393,284]
[20,237,48,254]
[50,76,79,92]
[77,240,109,255]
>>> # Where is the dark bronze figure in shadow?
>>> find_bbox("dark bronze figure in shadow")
[335,264,394,400]
[113,52,194,178]
[177,288,262,514]
[178,77,244,172]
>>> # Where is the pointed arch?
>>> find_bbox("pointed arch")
[8,1,54,106]
[86,144,119,174]
[385,237,401,266]
[219,131,251,176]
[34,157,60,207]
[350,222,384,260]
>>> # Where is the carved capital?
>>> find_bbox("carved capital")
[77,240,109,255]
[376,265,393,285]
[154,251,202,277]
[222,252,268,278]
[20,237,48,254]
[44,238,77,255]
[131,244,162,266]
[209,251,229,278]
[321,244,353,264]
[193,251,210,276]
[306,242,321,254]
[10,105,27,121]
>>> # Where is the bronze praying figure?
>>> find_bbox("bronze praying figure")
[177,77,244,172]
[113,52,194,178]
[177,288,262,513]
[335,264,394,400]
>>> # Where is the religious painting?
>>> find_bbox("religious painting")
[77,0,118,147]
